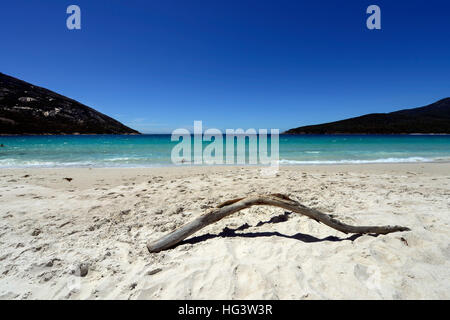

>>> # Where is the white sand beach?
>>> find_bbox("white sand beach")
[0,163,449,299]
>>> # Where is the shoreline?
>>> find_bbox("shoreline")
[1,157,450,170]
[3,161,450,180]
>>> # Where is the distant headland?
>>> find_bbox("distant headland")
[0,72,139,135]
[284,98,450,135]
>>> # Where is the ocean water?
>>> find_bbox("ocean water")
[0,134,450,168]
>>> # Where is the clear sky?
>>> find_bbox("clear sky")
[1,0,449,133]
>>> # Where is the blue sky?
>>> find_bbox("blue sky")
[1,0,449,133]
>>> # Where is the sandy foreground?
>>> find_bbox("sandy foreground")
[0,163,449,299]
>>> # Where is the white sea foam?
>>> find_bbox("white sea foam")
[0,158,168,168]
[278,157,441,165]
[0,159,96,168]
[1,156,449,168]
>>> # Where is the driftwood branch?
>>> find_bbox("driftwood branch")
[147,194,410,253]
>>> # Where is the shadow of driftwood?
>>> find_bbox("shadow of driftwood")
[177,211,364,248]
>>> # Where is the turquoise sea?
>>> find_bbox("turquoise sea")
[1,134,450,168]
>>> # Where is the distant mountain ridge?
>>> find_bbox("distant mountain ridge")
[0,72,139,135]
[284,98,450,134]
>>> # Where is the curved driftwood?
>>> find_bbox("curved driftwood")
[147,193,410,253]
